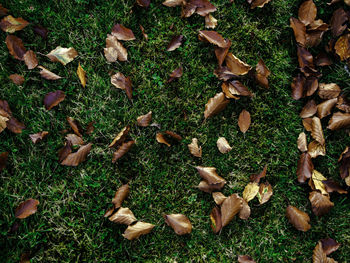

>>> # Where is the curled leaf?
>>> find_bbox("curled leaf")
[38,66,62,80]
[217,137,232,154]
[30,131,48,144]
[317,98,337,119]
[249,165,267,183]
[290,17,306,46]
[239,199,251,220]
[109,126,130,148]
[112,184,130,208]
[156,133,171,147]
[198,30,226,48]
[67,117,83,137]
[225,53,252,76]
[0,15,29,33]
[221,194,243,227]
[308,140,326,158]
[65,134,84,146]
[309,170,328,195]
[311,117,325,145]
[322,179,347,194]
[328,112,350,130]
[197,180,225,193]
[297,132,308,152]
[255,59,270,88]
[111,72,132,100]
[243,182,259,202]
[257,182,273,204]
[23,50,38,69]
[77,63,86,88]
[6,35,26,60]
[111,24,135,41]
[313,241,338,263]
[210,206,222,234]
[212,192,227,205]
[61,143,92,166]
[309,191,334,216]
[9,74,24,85]
[196,166,226,185]
[137,111,152,127]
[122,221,155,240]
[167,67,183,83]
[205,14,217,29]
[167,35,183,51]
[204,92,230,119]
[320,238,340,256]
[164,214,192,235]
[300,100,317,118]
[109,207,137,225]
[188,138,202,157]
[286,205,311,232]
[297,152,314,183]
[112,141,135,163]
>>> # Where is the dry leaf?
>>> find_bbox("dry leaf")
[318,83,341,99]
[297,152,314,183]
[225,53,252,75]
[44,90,65,110]
[215,40,231,66]
[0,152,9,171]
[212,192,227,205]
[312,241,338,263]
[198,30,226,48]
[250,165,267,183]
[298,0,317,26]
[15,199,39,219]
[137,111,152,127]
[197,180,225,193]
[205,14,217,29]
[167,67,183,83]
[311,117,325,145]
[315,52,333,67]
[330,8,348,37]
[334,34,350,61]
[30,131,48,144]
[136,0,150,7]
[251,0,272,9]
[109,126,130,148]
[139,24,148,41]
[222,81,253,98]
[156,133,171,147]
[309,170,328,195]
[109,207,137,225]
[238,255,256,263]
[0,15,29,33]
[38,66,62,80]
[33,25,48,39]
[0,4,8,16]
[65,134,84,146]
[317,98,337,119]
[61,143,92,166]
[217,137,232,154]
[257,182,273,204]
[286,205,311,232]
[238,109,251,133]
[122,221,155,240]
[23,50,38,69]
[297,132,308,152]
[6,117,25,134]
[221,194,243,227]
[339,146,350,179]
[6,35,26,60]
[111,24,135,41]
[239,199,251,220]
[196,166,227,185]
[291,74,305,100]
[255,59,270,88]
[320,238,340,256]
[167,35,183,51]
[308,140,326,158]
[309,191,334,216]
[111,72,132,100]
[290,17,306,46]
[0,116,8,133]
[58,141,72,163]
[112,184,130,208]
[204,92,230,119]
[85,121,95,135]
[300,100,317,118]
[210,206,222,234]
[322,179,347,194]
[188,138,202,157]
[243,182,259,202]
[67,117,83,137]
[162,0,184,7]
[104,34,128,62]
[112,141,135,163]
[303,117,312,131]
[77,63,86,88]
[164,214,192,235]
[9,74,24,85]
[47,46,78,65]
[328,112,350,130]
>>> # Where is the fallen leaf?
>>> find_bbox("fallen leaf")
[212,192,227,205]
[77,63,86,88]
[308,140,326,158]
[0,116,8,133]
[85,121,95,135]
[9,74,24,85]
[251,0,272,9]
[196,166,227,185]
[250,165,267,183]
[334,34,350,61]
[65,134,84,146]
[167,67,183,83]
[221,194,243,227]
[197,180,225,193]
[30,131,48,144]
[300,100,317,118]
[188,138,202,157]
[137,111,152,127]
[139,24,148,40]
[109,126,130,148]
[305,77,319,97]
[303,117,313,131]
[0,152,9,172]
[313,241,338,263]
[23,50,38,69]
[112,141,135,163]
[222,81,253,98]
[210,206,222,233]
[109,207,137,225]
[336,95,350,113]
[164,214,192,235]
[15,199,39,219]
[238,109,251,133]
[0,15,29,33]
[330,8,348,37]
[290,17,306,46]
[38,66,62,80]
[315,52,333,67]
[217,137,232,154]
[104,34,128,62]
[291,74,305,100]
[297,152,314,183]
[318,83,341,99]
[33,25,48,39]
[298,0,317,26]
[6,118,25,134]
[328,111,350,130]
[61,143,92,166]
[339,146,350,179]
[214,66,238,81]
[309,191,334,216]
[67,117,83,137]
[239,199,251,220]
[167,35,183,51]
[156,133,171,147]
[317,98,337,119]
[0,4,8,16]
[215,39,231,66]
[162,0,184,7]
[255,59,270,88]
[297,132,308,152]
[322,179,347,194]
[225,53,252,75]
[58,141,72,163]
[6,35,26,60]
[257,182,273,204]
[136,0,150,7]
[205,14,217,29]
[111,24,135,41]
[238,255,256,263]
[311,117,325,145]
[44,90,65,110]
[204,92,230,119]
[198,30,227,47]
[47,46,78,65]
[309,170,328,195]
[243,182,259,202]
[122,221,155,240]
[286,205,311,232]
[111,72,132,100]
[320,238,340,256]
[112,184,130,208]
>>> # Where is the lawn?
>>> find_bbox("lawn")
[0,0,349,262]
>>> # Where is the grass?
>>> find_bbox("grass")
[0,0,349,262]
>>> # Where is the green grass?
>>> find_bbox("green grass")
[1,0,349,262]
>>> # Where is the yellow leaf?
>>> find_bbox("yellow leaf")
[77,63,86,88]
[243,182,259,202]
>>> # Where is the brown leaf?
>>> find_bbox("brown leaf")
[217,137,232,154]
[156,133,171,147]
[23,50,38,69]
[195,0,216,16]
[197,180,225,193]
[239,199,251,220]
[210,206,222,234]
[38,66,62,80]
[111,72,132,100]
[9,74,24,85]
[243,182,259,202]
[205,14,217,29]
[322,179,347,194]
[109,207,137,225]
[320,238,340,256]
[164,131,182,141]
[164,214,192,235]
[311,117,325,145]
[328,111,350,130]
[6,117,25,134]
[317,98,337,119]
[297,132,308,152]
[308,140,326,158]
[67,117,83,137]
[238,109,251,133]
[318,83,341,99]
[0,15,29,33]
[298,0,317,26]
[300,100,317,118]
[309,191,334,216]
[196,166,227,185]
[167,67,183,82]
[214,66,238,81]
[33,25,48,39]
[303,117,313,131]
[162,0,184,7]
[238,255,256,263]
[111,24,135,41]
[61,143,92,166]
[136,0,150,7]
[47,46,78,65]
[204,92,230,119]
[221,194,243,227]
[6,35,26,60]
[15,199,39,219]
[297,46,315,73]
[255,59,270,88]
[257,182,273,204]
[250,0,272,9]
[137,111,152,127]
[104,34,128,62]
[222,80,253,98]
[77,63,86,88]
[339,146,350,179]
[334,34,350,61]
[44,90,65,110]
[0,4,8,16]
[65,134,84,146]
[139,24,148,41]
[215,39,231,66]
[330,8,348,37]
[85,121,95,135]
[30,131,48,144]
[166,35,183,51]
[198,30,227,48]
[188,138,202,157]
[212,192,227,205]
[112,141,135,163]
[112,184,130,208]
[313,241,338,263]
[109,126,130,148]
[122,221,154,240]
[0,152,9,172]
[249,165,267,183]
[291,74,305,100]
[225,53,252,75]
[304,77,319,97]
[286,205,311,232]
[58,141,72,163]
[290,17,306,46]
[0,115,8,133]
[315,52,333,67]
[336,95,350,113]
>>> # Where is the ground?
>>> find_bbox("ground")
[0,0,349,262]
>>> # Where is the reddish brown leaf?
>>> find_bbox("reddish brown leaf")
[61,143,92,166]
[104,34,128,62]
[198,30,226,48]
[304,77,318,97]
[255,59,270,88]
[286,205,311,232]
[33,25,48,39]
[290,17,306,46]
[311,117,325,145]
[136,0,150,7]
[210,206,222,234]
[238,255,256,263]
[297,132,308,152]
[222,80,253,98]
[297,153,314,183]
[297,46,314,70]
[38,66,62,80]
[6,117,25,134]
[196,166,226,185]
[298,0,317,26]
[239,199,251,220]
[328,111,350,130]
[112,184,130,208]
[204,92,230,119]
[137,112,152,127]
[221,194,243,227]
[322,179,347,194]
[111,24,136,41]
[330,8,348,37]
[339,146,350,180]
[29,131,48,144]
[167,67,183,82]
[167,35,183,51]
[44,90,65,110]
[320,238,340,256]
[67,117,83,137]
[23,50,38,69]
[15,199,39,219]
[250,0,272,9]
[9,74,24,85]
[139,24,148,40]
[317,98,337,119]
[300,100,317,118]
[334,34,350,61]
[302,117,312,131]
[309,191,334,216]
[164,214,192,235]
[6,35,26,60]
[313,241,338,263]
[122,221,155,240]
[0,152,9,172]
[58,141,72,163]
[111,72,132,100]
[291,74,305,100]
[315,52,333,67]
[162,0,184,7]
[238,109,251,133]
[85,121,95,135]
[112,141,135,163]
[0,4,8,16]
[225,53,252,76]
[215,39,231,66]
[250,165,267,183]
[156,133,171,147]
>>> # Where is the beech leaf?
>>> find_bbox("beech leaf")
[47,46,78,65]
[164,214,192,235]
[122,221,155,240]
[204,92,230,119]
[210,206,222,234]
[221,194,243,227]
[23,50,38,69]
[112,141,135,163]
[137,111,152,127]
[38,66,62,80]
[298,0,317,26]
[297,132,308,152]
[217,137,232,154]
[112,184,130,208]
[0,15,29,33]
[109,207,137,225]
[196,166,227,185]
[317,98,337,119]
[166,35,183,51]
[44,90,65,110]
[111,24,135,41]
[286,205,311,232]
[61,143,92,166]
[188,138,202,157]
[309,191,334,216]
[297,152,314,183]
[243,182,259,202]
[238,109,251,133]
[328,111,350,130]
[77,63,86,88]
[15,199,39,219]
[30,131,48,144]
